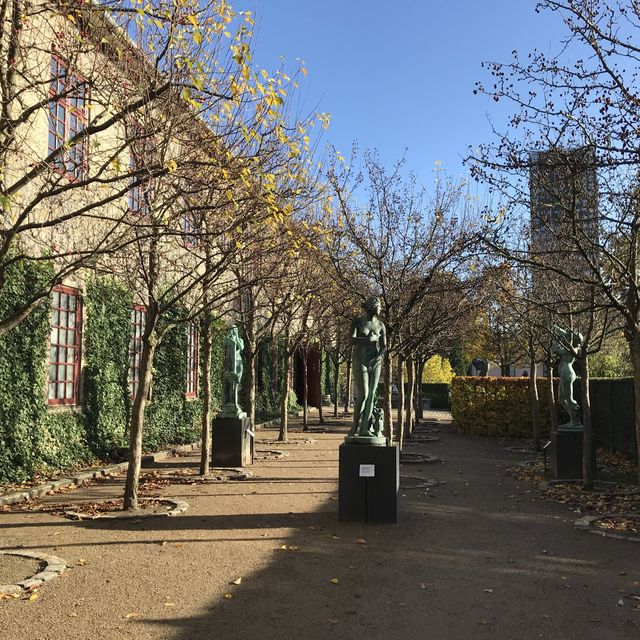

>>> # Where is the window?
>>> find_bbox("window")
[48,56,88,180]
[185,322,198,397]
[48,286,82,405]
[182,213,198,247]
[129,306,146,397]
[128,122,154,215]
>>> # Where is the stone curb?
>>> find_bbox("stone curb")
[0,416,279,507]
[0,550,68,595]
[62,497,189,520]
[574,514,640,542]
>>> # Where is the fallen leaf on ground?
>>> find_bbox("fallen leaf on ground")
[330,578,340,585]
[224,593,234,600]
[420,583,427,590]
[28,592,39,601]
[76,559,87,566]
[125,612,140,619]
[68,613,79,618]
[231,578,242,585]
[356,538,366,545]
[484,589,493,594]
[618,598,625,606]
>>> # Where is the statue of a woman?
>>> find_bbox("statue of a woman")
[221,326,246,418]
[348,297,387,438]
[552,326,583,430]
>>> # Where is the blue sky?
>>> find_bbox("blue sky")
[234,0,571,187]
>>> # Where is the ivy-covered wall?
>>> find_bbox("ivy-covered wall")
[0,258,93,482]
[255,338,281,421]
[84,277,132,458]
[0,267,227,483]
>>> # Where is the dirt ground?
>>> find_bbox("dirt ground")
[1,414,639,640]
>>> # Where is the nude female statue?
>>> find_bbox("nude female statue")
[552,325,583,429]
[348,297,387,438]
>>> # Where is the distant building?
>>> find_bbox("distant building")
[529,145,599,298]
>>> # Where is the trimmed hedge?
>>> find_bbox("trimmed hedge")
[451,376,553,438]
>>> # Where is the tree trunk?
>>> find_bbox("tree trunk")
[397,355,405,445]
[547,355,558,432]
[245,344,257,430]
[124,306,158,510]
[383,350,393,440]
[345,359,352,413]
[278,349,291,442]
[199,309,213,476]
[581,354,594,490]
[529,341,541,450]
[318,351,325,424]
[333,357,340,418]
[406,355,415,438]
[302,349,308,432]
[416,359,425,420]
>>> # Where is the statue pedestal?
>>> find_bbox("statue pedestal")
[338,443,399,523]
[550,429,583,480]
[212,416,253,467]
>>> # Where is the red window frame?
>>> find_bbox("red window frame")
[185,322,198,398]
[129,305,146,398]
[48,285,82,406]
[48,55,88,181]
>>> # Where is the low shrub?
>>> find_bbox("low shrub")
[451,376,553,438]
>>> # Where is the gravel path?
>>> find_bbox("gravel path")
[0,415,638,639]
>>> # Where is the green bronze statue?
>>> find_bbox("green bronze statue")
[346,297,387,444]
[221,325,247,419]
[552,325,583,430]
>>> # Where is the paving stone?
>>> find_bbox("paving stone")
[17,578,43,590]
[45,564,66,574]
[2,550,41,559]
[31,571,59,583]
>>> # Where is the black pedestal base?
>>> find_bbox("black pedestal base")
[550,429,583,480]
[211,416,253,467]
[338,444,399,523]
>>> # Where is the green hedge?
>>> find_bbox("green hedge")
[451,376,553,438]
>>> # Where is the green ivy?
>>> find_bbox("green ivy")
[84,277,132,458]
[144,308,201,450]
[0,257,93,481]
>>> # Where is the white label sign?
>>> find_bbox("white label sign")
[359,464,375,478]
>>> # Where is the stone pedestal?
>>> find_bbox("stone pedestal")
[211,416,253,467]
[338,443,399,523]
[550,429,583,480]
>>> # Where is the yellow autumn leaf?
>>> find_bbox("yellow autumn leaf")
[28,592,39,601]
[223,593,234,600]
[329,578,339,585]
